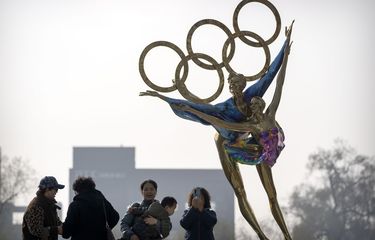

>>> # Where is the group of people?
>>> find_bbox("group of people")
[22,176,217,240]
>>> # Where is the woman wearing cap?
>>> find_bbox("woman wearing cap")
[22,176,65,240]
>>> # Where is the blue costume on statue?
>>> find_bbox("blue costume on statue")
[163,41,287,153]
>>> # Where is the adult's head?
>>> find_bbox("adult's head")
[140,179,158,201]
[161,196,177,216]
[228,73,246,97]
[72,176,96,194]
[187,187,211,209]
[38,176,65,200]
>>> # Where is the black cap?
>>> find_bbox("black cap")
[38,176,65,190]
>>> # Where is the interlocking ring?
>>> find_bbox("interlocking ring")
[186,19,235,70]
[139,41,188,93]
[139,0,282,102]
[222,30,270,81]
[233,0,281,47]
[175,53,224,104]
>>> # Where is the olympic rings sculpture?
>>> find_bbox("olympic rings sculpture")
[139,0,281,104]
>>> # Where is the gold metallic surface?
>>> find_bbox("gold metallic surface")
[256,162,292,239]
[139,0,294,238]
[139,41,187,93]
[139,0,279,103]
[214,133,269,239]
[171,22,294,240]
[186,19,235,70]
[233,0,281,47]
[222,30,270,81]
[175,52,224,104]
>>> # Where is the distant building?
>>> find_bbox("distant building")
[0,202,63,240]
[0,203,25,240]
[69,146,235,240]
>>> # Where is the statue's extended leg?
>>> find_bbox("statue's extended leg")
[256,163,292,240]
[214,133,269,240]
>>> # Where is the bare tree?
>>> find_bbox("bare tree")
[287,139,375,240]
[236,217,257,240]
[236,216,289,240]
[0,151,36,216]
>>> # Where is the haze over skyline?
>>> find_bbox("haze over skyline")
[1,0,374,231]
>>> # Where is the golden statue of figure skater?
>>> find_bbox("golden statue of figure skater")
[140,22,294,239]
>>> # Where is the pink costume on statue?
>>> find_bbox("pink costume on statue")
[223,127,285,167]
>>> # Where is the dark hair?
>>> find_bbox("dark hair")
[36,187,56,197]
[140,179,158,191]
[161,196,177,208]
[73,176,96,193]
[187,187,211,208]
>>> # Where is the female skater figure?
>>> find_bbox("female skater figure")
[141,22,294,240]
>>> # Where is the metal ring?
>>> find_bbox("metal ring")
[175,53,224,104]
[233,0,281,47]
[222,31,270,81]
[186,19,236,70]
[139,41,188,92]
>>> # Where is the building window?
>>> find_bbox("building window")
[12,212,23,225]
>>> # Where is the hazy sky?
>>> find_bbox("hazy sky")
[1,0,374,230]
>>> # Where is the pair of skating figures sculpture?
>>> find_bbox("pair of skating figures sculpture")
[139,1,294,239]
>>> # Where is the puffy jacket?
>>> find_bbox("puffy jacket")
[120,199,157,240]
[131,201,172,240]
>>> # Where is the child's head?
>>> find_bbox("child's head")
[161,196,177,216]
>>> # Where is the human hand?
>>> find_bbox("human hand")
[130,234,140,240]
[127,206,140,214]
[144,215,157,225]
[57,225,63,235]
[41,227,50,240]
[127,207,134,213]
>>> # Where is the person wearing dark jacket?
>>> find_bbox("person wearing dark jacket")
[180,187,217,240]
[23,176,65,240]
[131,196,177,240]
[61,176,119,240]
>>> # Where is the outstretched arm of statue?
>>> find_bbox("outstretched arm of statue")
[173,103,257,132]
[139,90,169,101]
[266,21,294,117]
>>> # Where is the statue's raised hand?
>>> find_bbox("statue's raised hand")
[285,20,294,39]
[284,20,294,55]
